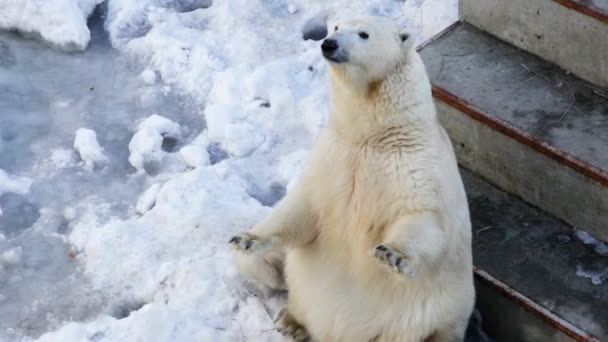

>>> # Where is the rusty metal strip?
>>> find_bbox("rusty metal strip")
[474,268,600,342]
[553,0,608,24]
[432,85,608,187]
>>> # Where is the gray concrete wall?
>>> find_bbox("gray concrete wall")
[435,100,608,242]
[460,0,608,88]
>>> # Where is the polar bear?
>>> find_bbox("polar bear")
[230,16,475,342]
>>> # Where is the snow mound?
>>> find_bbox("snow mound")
[0,0,104,51]
[128,114,182,172]
[179,133,211,169]
[74,128,108,171]
[41,165,281,341]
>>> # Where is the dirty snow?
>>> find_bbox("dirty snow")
[0,0,459,341]
[575,230,608,285]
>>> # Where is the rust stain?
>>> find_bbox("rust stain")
[432,85,608,187]
[552,0,608,24]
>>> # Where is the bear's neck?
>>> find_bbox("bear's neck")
[328,51,438,144]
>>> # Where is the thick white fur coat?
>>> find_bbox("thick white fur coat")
[233,16,474,342]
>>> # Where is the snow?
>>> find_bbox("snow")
[575,230,608,256]
[0,0,459,341]
[0,169,32,197]
[574,230,608,285]
[74,128,108,171]
[179,133,211,168]
[576,265,608,286]
[135,183,162,214]
[127,114,182,172]
[140,69,158,85]
[0,0,104,51]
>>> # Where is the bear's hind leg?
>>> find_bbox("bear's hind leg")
[275,307,311,341]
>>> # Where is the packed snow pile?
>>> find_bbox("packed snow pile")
[0,0,460,341]
[74,128,108,171]
[128,114,182,172]
[0,0,104,51]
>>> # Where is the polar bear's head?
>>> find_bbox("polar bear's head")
[321,16,414,85]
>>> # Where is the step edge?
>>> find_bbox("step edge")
[431,85,608,188]
[474,268,600,342]
[553,0,608,24]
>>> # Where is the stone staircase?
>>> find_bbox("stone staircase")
[418,1,608,341]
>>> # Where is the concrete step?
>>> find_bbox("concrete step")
[418,22,608,243]
[463,168,605,341]
[460,0,608,88]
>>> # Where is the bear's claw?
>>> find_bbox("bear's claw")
[274,308,311,341]
[370,244,415,277]
[228,232,273,254]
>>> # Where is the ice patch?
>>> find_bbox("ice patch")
[0,0,104,51]
[74,128,108,171]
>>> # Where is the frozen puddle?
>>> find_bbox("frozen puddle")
[0,11,201,340]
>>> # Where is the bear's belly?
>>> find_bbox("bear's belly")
[284,242,452,342]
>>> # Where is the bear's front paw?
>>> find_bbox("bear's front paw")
[369,244,415,278]
[274,307,311,341]
[228,232,274,254]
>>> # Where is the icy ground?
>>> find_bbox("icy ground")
[0,1,462,341]
[0,11,204,341]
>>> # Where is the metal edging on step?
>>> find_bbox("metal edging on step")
[416,21,462,52]
[430,84,608,188]
[552,0,608,24]
[474,268,600,342]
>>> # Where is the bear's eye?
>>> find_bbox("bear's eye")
[359,32,369,39]
[334,26,339,32]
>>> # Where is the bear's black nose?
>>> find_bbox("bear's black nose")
[321,39,338,53]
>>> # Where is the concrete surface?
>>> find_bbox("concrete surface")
[463,169,608,339]
[460,0,608,87]
[420,23,608,242]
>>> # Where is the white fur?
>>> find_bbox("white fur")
[232,16,474,342]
